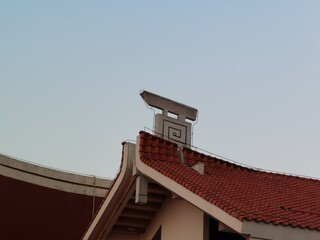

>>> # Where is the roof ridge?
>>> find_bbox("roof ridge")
[141,129,320,181]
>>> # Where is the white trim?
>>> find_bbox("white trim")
[242,221,320,240]
[82,142,136,240]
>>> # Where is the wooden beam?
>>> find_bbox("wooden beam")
[120,208,156,220]
[116,217,149,228]
[130,193,166,203]
[148,184,169,195]
[125,201,160,212]
[112,225,145,234]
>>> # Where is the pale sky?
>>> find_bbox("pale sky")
[1,1,320,179]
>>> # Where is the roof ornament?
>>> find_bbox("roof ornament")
[140,90,198,148]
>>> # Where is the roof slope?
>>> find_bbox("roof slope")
[139,131,320,231]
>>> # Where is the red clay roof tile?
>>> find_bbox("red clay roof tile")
[139,131,320,231]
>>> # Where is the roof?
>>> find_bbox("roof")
[0,154,111,240]
[138,131,320,231]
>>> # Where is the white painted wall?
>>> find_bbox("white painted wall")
[142,198,205,240]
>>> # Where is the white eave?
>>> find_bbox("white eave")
[0,154,111,197]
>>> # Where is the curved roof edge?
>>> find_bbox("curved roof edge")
[82,142,137,240]
[0,153,112,197]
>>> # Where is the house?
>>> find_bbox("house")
[82,91,320,240]
[0,153,112,239]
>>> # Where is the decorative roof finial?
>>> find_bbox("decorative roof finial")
[140,90,198,147]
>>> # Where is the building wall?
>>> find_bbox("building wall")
[0,174,105,240]
[0,154,111,240]
[142,198,205,240]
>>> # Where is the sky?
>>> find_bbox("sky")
[1,1,320,179]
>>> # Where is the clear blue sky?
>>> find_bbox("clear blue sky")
[1,1,320,179]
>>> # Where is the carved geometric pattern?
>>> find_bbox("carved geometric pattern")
[155,113,191,147]
[163,119,187,145]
